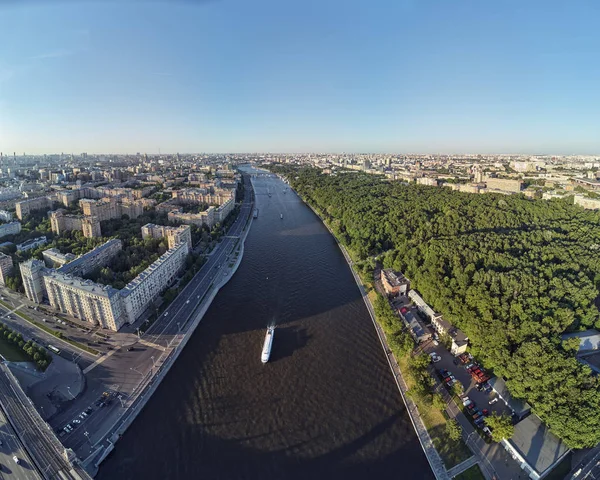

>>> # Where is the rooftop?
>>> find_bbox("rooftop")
[561,329,600,352]
[488,377,531,418]
[507,414,569,476]
[382,269,410,287]
[45,271,120,298]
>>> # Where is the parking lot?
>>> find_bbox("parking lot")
[420,337,511,419]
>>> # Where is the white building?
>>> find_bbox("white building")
[20,259,46,303]
[0,221,21,239]
[120,242,188,324]
[44,272,125,331]
[0,210,14,222]
[16,236,47,252]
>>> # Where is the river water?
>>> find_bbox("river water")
[98,168,433,480]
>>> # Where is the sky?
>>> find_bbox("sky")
[0,0,599,154]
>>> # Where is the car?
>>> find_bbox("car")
[429,352,438,358]
[432,355,441,363]
[400,307,408,314]
[466,403,476,411]
[489,398,498,405]
[475,418,485,426]
[452,358,460,365]
[164,312,169,317]
[72,419,81,424]
[13,456,19,464]
[462,398,472,407]
[127,347,134,352]
[473,413,482,421]
[482,426,492,436]
[432,339,439,346]
[85,407,93,414]
[482,409,489,416]
[95,400,103,407]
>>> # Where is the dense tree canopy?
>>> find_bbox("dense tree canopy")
[273,166,600,448]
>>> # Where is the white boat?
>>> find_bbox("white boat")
[280,213,283,219]
[261,326,275,363]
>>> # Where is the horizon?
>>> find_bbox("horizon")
[1,0,599,154]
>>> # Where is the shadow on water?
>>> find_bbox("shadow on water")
[269,325,310,362]
[98,174,434,480]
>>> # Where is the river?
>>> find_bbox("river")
[98,168,433,480]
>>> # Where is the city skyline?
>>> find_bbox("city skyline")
[1,0,599,154]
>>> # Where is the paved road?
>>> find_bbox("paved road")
[50,174,254,461]
[0,408,40,480]
[0,300,96,370]
[0,365,76,479]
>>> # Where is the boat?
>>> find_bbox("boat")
[261,326,275,363]
[253,208,258,218]
[280,213,283,219]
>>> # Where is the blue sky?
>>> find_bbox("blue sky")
[0,0,599,154]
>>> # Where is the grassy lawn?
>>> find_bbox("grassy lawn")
[398,354,472,469]
[453,464,485,480]
[0,335,30,362]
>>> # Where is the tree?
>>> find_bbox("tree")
[432,393,446,411]
[452,381,464,397]
[446,418,461,441]
[485,413,514,442]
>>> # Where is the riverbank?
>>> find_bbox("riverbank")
[299,197,451,480]
[85,193,254,477]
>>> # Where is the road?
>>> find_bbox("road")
[0,365,79,479]
[0,408,40,480]
[49,174,254,461]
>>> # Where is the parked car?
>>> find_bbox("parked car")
[489,398,499,405]
[475,417,485,426]
[13,456,19,464]
[453,358,460,365]
[462,398,472,407]
[432,339,439,346]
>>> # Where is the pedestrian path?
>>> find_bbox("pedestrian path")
[447,456,478,478]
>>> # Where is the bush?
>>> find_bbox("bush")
[446,419,462,441]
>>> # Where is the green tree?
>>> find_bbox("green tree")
[432,393,446,411]
[446,418,461,441]
[485,413,515,442]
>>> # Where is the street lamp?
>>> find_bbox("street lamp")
[84,431,91,445]
[130,366,143,376]
[150,356,156,369]
[67,386,75,400]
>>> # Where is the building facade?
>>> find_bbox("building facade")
[42,248,76,268]
[58,239,122,277]
[44,272,125,330]
[15,196,52,220]
[0,253,13,286]
[17,236,47,252]
[141,223,192,251]
[0,221,22,239]
[20,259,46,303]
[380,269,410,296]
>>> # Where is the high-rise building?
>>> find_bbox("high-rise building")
[0,253,13,286]
[20,259,46,303]
[0,221,21,239]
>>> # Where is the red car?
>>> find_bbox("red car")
[400,307,408,314]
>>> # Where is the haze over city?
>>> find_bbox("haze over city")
[1,0,599,154]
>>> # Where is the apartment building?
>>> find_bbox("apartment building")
[484,177,524,193]
[79,197,144,221]
[0,253,13,286]
[416,177,439,187]
[573,195,600,210]
[20,259,46,303]
[17,236,47,252]
[19,238,185,331]
[0,210,13,222]
[49,209,102,238]
[120,241,188,324]
[16,196,52,220]
[42,248,76,268]
[0,221,21,239]
[167,198,234,228]
[44,272,125,330]
[58,239,122,277]
[141,223,192,251]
